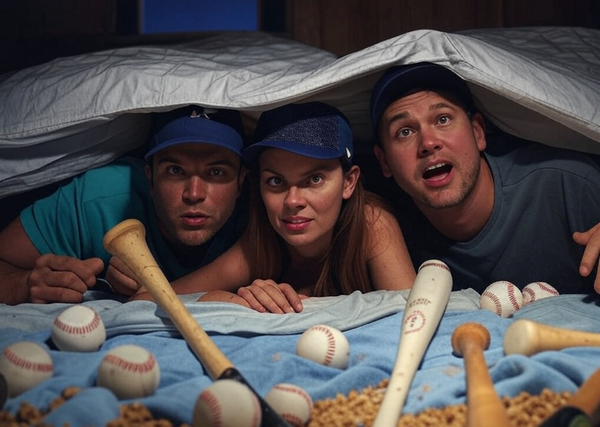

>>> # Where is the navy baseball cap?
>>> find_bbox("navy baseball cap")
[145,105,245,159]
[242,102,353,165]
[371,62,475,135]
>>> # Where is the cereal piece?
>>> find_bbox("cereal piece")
[17,401,44,424]
[61,386,82,400]
[308,382,571,427]
[0,384,573,427]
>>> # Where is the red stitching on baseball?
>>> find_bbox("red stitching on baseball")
[507,285,520,310]
[201,391,223,427]
[537,282,559,295]
[482,291,502,314]
[523,287,535,303]
[273,384,312,410]
[3,347,53,372]
[311,325,336,366]
[54,311,101,335]
[104,353,156,373]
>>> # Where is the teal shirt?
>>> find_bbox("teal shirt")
[20,157,246,282]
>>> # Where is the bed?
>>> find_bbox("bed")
[1,26,600,426]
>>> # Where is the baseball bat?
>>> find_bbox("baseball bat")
[372,260,453,427]
[538,366,600,427]
[452,322,511,427]
[103,219,292,427]
[504,319,600,356]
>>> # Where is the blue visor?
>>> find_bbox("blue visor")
[243,102,353,165]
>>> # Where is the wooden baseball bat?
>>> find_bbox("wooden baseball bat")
[538,366,600,427]
[372,260,453,427]
[504,319,600,356]
[452,322,510,427]
[103,219,292,427]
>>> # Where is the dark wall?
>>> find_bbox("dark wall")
[289,0,600,56]
[2,0,599,75]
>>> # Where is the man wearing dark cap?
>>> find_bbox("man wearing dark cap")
[0,106,248,304]
[370,62,600,295]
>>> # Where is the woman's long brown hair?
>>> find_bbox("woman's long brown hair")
[245,162,387,296]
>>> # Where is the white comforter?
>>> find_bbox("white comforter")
[1,27,600,199]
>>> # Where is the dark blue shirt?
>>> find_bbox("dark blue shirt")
[394,138,600,294]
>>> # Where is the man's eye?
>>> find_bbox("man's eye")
[396,128,412,138]
[438,115,450,124]
[310,175,323,184]
[209,169,225,176]
[166,165,183,175]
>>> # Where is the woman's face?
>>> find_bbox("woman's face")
[258,148,359,258]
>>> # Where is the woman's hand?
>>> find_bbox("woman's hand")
[236,279,306,314]
[196,281,306,313]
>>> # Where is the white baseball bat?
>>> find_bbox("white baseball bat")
[372,260,453,427]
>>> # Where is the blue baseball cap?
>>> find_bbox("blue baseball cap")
[145,105,245,159]
[242,102,353,166]
[371,62,475,136]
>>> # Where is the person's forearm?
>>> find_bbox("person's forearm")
[127,290,154,302]
[0,259,31,304]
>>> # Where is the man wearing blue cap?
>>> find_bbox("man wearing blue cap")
[370,62,600,295]
[0,106,248,304]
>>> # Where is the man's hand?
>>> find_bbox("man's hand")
[105,256,143,296]
[28,255,104,303]
[236,279,305,314]
[573,223,600,293]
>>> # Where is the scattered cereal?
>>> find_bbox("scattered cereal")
[0,382,572,427]
[0,386,190,427]
[306,379,572,427]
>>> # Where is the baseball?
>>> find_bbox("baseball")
[522,282,560,306]
[96,344,160,399]
[51,305,106,352]
[0,341,54,397]
[479,281,523,318]
[265,383,313,427]
[193,379,261,427]
[296,324,350,369]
